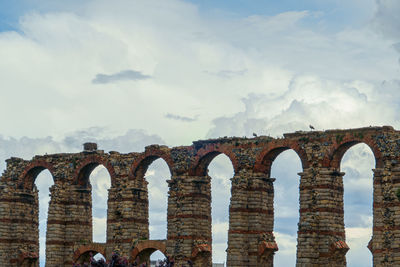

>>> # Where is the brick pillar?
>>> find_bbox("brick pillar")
[166,175,211,267]
[45,184,67,266]
[4,189,39,267]
[297,167,348,267]
[227,173,249,267]
[371,165,400,266]
[62,186,92,266]
[0,184,11,265]
[107,181,149,258]
[247,173,277,267]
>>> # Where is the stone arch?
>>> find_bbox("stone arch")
[130,240,166,263]
[73,243,106,263]
[327,135,383,169]
[20,160,56,190]
[254,141,308,176]
[74,155,117,187]
[130,148,174,180]
[328,137,377,265]
[189,146,238,176]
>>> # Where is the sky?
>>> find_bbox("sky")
[0,0,399,266]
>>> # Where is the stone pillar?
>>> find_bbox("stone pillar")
[370,165,400,266]
[4,189,39,267]
[227,171,277,267]
[107,181,149,259]
[227,173,249,267]
[61,186,92,266]
[166,175,211,267]
[45,184,67,266]
[297,167,348,267]
[247,173,277,267]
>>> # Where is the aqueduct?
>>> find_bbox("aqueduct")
[0,126,400,266]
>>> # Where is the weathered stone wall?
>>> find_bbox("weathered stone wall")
[0,126,400,266]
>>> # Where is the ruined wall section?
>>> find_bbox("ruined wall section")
[282,126,400,267]
[1,126,400,267]
[0,157,45,266]
[0,146,140,267]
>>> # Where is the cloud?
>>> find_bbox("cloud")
[372,0,400,41]
[207,75,400,139]
[165,113,198,122]
[204,68,248,78]
[92,69,150,84]
[372,0,400,65]
[274,232,297,266]
[0,0,398,145]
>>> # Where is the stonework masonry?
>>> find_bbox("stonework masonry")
[1,126,400,266]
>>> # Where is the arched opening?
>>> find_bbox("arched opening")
[75,251,106,265]
[145,158,170,240]
[133,250,167,266]
[207,153,234,266]
[73,243,107,265]
[130,240,167,265]
[92,252,106,262]
[340,143,374,267]
[35,169,54,267]
[143,158,171,262]
[270,149,302,266]
[88,165,111,243]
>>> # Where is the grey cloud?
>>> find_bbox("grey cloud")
[373,0,400,65]
[92,70,151,84]
[372,0,400,40]
[165,113,198,122]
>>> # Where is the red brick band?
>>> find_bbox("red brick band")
[374,178,400,185]
[59,201,90,206]
[373,202,400,208]
[371,248,400,254]
[231,186,273,194]
[0,198,34,204]
[175,193,211,201]
[107,238,133,243]
[229,230,273,235]
[107,218,148,224]
[47,220,90,226]
[230,207,273,215]
[300,207,343,214]
[109,198,147,203]
[46,240,75,246]
[168,214,210,220]
[300,184,343,191]
[0,218,38,225]
[298,230,345,237]
[373,226,400,231]
[246,187,274,193]
[168,235,211,241]
[319,252,333,258]
[0,238,36,244]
